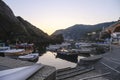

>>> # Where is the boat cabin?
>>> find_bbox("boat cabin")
[111,32,120,44]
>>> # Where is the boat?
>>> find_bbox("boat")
[18,53,39,62]
[111,32,120,45]
[70,48,91,54]
[46,44,61,51]
[0,43,25,57]
[74,42,92,54]
[57,48,78,57]
[0,46,10,51]
[0,49,25,57]
[56,53,78,63]
[75,42,92,48]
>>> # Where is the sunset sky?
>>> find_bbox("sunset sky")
[4,0,120,35]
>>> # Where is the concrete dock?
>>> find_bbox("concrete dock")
[0,57,56,80]
[1,45,120,80]
[56,45,120,80]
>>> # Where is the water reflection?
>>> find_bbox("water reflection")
[37,51,86,69]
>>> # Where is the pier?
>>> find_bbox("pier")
[0,57,56,80]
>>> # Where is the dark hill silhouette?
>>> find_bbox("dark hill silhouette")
[52,22,116,40]
[0,0,49,44]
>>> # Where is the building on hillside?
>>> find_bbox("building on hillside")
[101,18,120,44]
[106,18,120,33]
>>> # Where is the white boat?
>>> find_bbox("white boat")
[46,42,71,51]
[3,49,24,53]
[57,49,69,55]
[0,47,10,51]
[74,42,92,54]
[75,42,91,48]
[0,49,25,57]
[46,44,61,51]
[111,32,120,44]
[0,45,25,57]
[18,53,39,62]
[57,48,78,56]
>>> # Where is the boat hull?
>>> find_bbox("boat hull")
[56,53,78,63]
[18,53,39,62]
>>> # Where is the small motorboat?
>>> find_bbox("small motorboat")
[18,53,39,62]
[57,48,78,58]
[0,48,25,57]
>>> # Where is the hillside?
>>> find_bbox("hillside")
[52,22,116,40]
[0,0,49,44]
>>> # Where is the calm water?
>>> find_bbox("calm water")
[37,51,86,69]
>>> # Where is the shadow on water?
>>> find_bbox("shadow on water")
[56,54,78,63]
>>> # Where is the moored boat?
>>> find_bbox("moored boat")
[0,49,25,56]
[70,48,91,54]
[57,48,78,57]
[18,53,39,62]
[56,53,78,63]
[46,44,61,51]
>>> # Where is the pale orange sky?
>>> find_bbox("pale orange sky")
[4,0,120,35]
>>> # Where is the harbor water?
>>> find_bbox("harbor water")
[37,51,87,69]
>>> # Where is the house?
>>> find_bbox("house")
[105,19,120,44]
